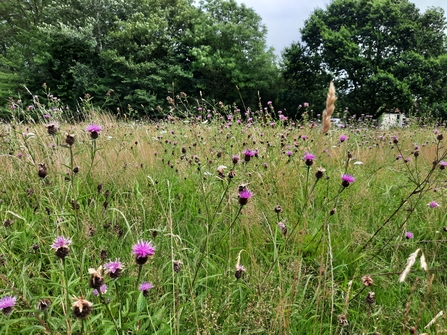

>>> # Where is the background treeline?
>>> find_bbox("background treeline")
[1,0,447,119]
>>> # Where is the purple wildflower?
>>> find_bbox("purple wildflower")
[341,174,355,187]
[139,282,154,296]
[405,231,414,239]
[0,296,16,315]
[439,161,447,170]
[85,124,102,139]
[93,284,107,296]
[238,188,253,206]
[104,258,125,278]
[340,135,347,142]
[286,151,293,157]
[304,153,315,166]
[132,240,155,265]
[51,236,72,250]
[243,149,255,162]
[428,201,439,208]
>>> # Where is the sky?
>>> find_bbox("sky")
[234,0,447,56]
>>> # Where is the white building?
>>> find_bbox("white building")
[379,113,406,129]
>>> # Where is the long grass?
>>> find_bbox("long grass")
[1,99,447,334]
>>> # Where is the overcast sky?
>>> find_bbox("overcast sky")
[234,0,447,56]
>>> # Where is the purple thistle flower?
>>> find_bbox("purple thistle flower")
[51,236,72,250]
[92,284,107,296]
[428,201,439,208]
[139,282,154,296]
[304,153,315,166]
[104,258,125,278]
[132,240,155,265]
[0,295,16,315]
[439,161,447,170]
[405,231,414,239]
[86,124,102,139]
[341,174,355,187]
[238,189,253,206]
[243,149,255,162]
[286,150,293,157]
[85,124,102,133]
[340,135,347,142]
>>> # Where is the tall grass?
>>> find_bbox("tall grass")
[1,97,447,334]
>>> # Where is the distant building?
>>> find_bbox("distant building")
[379,113,406,129]
[330,118,345,128]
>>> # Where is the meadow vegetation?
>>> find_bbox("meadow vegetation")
[1,94,447,334]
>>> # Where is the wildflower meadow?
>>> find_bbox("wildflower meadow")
[2,93,447,334]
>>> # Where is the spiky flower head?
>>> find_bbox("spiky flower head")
[173,260,183,273]
[37,299,51,312]
[139,282,154,297]
[45,122,59,136]
[303,153,315,166]
[315,167,326,179]
[65,133,75,146]
[439,161,447,170]
[238,188,253,206]
[104,259,125,279]
[0,295,16,316]
[86,124,102,139]
[243,149,255,162]
[405,231,414,239]
[339,134,347,142]
[341,174,355,187]
[51,236,72,259]
[361,275,374,286]
[428,201,440,208]
[88,266,104,289]
[235,265,246,279]
[132,240,155,265]
[72,296,93,319]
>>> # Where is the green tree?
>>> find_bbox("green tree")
[281,0,447,117]
[189,0,278,107]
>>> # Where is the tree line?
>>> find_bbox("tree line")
[1,0,447,119]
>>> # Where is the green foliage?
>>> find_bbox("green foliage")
[0,0,278,117]
[281,0,447,117]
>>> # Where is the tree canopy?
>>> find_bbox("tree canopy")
[280,0,447,117]
[0,0,277,118]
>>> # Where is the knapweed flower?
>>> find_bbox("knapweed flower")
[439,161,447,170]
[0,295,16,315]
[277,222,287,236]
[428,201,440,208]
[304,153,315,166]
[139,282,154,297]
[65,133,75,146]
[92,284,107,296]
[238,188,253,206]
[45,122,59,135]
[243,149,255,162]
[340,134,347,142]
[173,260,183,273]
[104,259,124,279]
[88,266,104,289]
[232,155,240,164]
[51,236,72,259]
[132,240,155,265]
[72,296,93,319]
[361,275,373,286]
[315,167,326,179]
[341,174,355,187]
[85,124,102,139]
[37,299,51,312]
[235,265,246,279]
[405,231,414,239]
[286,150,293,157]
